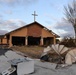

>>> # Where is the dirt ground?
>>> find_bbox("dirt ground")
[10,46,45,59]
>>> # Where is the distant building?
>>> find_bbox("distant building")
[0,21,59,47]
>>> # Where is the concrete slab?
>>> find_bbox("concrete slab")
[0,55,8,62]
[29,60,76,75]
[5,51,24,60]
[17,60,34,75]
[34,60,57,70]
[0,61,11,73]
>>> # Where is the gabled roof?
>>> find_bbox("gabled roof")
[5,21,59,37]
[5,21,43,35]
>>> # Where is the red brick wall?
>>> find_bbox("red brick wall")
[27,24,42,37]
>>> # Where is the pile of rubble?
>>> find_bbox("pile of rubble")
[40,44,76,67]
[0,44,76,75]
[0,49,34,75]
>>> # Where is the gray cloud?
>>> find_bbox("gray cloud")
[0,30,8,35]
[0,19,26,33]
[46,19,75,37]
[18,20,26,26]
[55,21,73,30]
[53,20,75,37]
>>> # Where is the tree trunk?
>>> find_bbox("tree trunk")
[74,25,76,46]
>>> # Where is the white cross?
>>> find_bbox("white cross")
[32,11,38,22]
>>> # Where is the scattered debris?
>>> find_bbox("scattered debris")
[65,48,76,65]
[40,44,69,63]
[0,50,34,75]
[0,61,16,75]
[17,59,34,75]
[0,44,76,75]
[51,44,69,55]
[40,46,51,61]
[5,51,25,60]
[40,54,50,61]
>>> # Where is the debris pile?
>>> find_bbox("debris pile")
[0,50,34,75]
[40,44,76,68]
[65,48,76,65]
[0,44,76,75]
[0,61,16,75]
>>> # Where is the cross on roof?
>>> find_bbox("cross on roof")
[32,11,38,22]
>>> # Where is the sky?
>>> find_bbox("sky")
[0,0,75,38]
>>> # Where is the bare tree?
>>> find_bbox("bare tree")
[64,0,76,44]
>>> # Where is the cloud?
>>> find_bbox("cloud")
[18,20,26,26]
[0,30,8,35]
[0,0,39,6]
[47,19,75,37]
[0,19,26,33]
[4,10,13,14]
[45,14,59,22]
[0,14,3,20]
[49,1,63,12]
[55,20,73,31]
[53,20,75,37]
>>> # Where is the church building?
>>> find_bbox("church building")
[0,21,59,47]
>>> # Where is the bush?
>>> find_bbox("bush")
[60,38,76,47]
